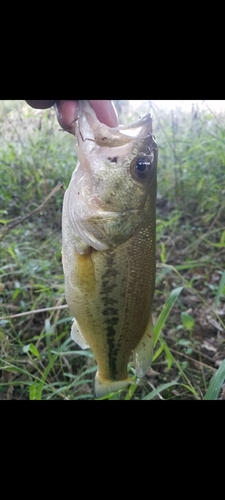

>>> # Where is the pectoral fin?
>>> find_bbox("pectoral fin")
[71,318,90,349]
[133,316,154,378]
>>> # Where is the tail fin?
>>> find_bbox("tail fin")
[95,371,134,398]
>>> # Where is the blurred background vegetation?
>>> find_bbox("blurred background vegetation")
[0,100,225,400]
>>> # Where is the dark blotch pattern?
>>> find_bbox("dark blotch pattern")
[100,252,122,379]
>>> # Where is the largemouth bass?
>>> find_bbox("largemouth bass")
[62,100,157,398]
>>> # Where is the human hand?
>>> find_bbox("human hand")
[25,100,118,133]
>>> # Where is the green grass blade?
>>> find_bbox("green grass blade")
[213,270,225,310]
[142,381,198,400]
[203,359,225,400]
[29,383,38,400]
[142,382,179,400]
[36,354,59,400]
[154,287,183,346]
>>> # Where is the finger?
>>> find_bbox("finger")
[55,100,78,134]
[88,100,118,127]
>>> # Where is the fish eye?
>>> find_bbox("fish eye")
[131,155,153,180]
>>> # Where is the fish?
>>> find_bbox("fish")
[62,100,158,398]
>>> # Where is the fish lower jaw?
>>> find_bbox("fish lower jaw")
[94,371,134,398]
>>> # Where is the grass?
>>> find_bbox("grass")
[0,100,225,400]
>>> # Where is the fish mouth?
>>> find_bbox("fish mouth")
[71,209,141,251]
